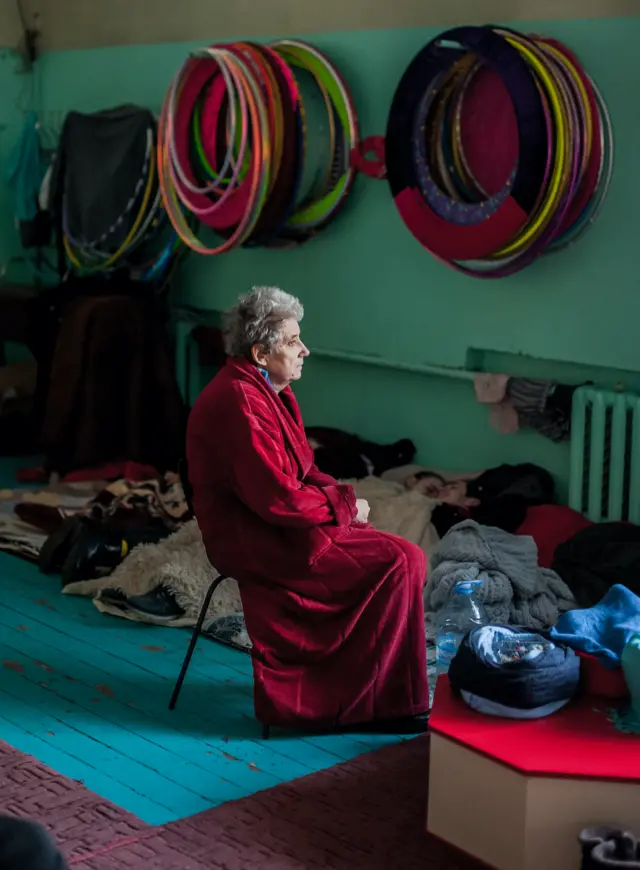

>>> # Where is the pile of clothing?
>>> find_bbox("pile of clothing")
[424,519,576,636]
[426,487,640,726]
[441,577,640,729]
[0,472,186,566]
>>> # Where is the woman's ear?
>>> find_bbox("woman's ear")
[251,344,268,367]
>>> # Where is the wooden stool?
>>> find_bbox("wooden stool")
[427,677,640,870]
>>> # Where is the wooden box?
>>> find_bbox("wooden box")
[427,678,640,870]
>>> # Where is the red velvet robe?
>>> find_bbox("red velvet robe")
[186,357,429,728]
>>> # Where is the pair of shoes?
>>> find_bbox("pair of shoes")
[580,828,640,868]
[39,517,169,586]
[40,517,127,586]
[39,516,85,574]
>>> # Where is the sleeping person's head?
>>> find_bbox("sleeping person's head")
[405,472,481,507]
[405,471,446,498]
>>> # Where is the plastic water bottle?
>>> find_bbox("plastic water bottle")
[435,579,488,677]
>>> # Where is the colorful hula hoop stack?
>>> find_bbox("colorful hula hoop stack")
[62,119,183,281]
[158,40,360,254]
[386,26,613,277]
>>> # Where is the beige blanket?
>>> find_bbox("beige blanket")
[349,477,439,563]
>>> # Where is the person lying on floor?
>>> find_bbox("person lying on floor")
[405,463,556,537]
[186,286,429,735]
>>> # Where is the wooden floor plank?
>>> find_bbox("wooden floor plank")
[1,627,307,791]
[1,644,265,800]
[0,713,171,824]
[0,610,339,780]
[0,601,359,772]
[1,575,399,759]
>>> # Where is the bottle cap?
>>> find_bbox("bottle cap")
[455,579,482,595]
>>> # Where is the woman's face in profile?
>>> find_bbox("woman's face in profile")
[258,318,310,390]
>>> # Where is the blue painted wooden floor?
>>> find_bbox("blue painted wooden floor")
[0,459,405,824]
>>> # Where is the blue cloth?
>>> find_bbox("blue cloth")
[258,368,275,390]
[6,112,43,223]
[449,625,580,715]
[550,584,640,669]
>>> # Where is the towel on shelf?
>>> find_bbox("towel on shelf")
[550,584,640,669]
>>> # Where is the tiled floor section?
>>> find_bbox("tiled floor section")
[0,459,408,823]
[1,735,478,869]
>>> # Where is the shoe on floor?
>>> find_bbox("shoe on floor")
[126,586,186,621]
[60,522,171,587]
[580,828,640,868]
[39,516,85,574]
[61,522,125,587]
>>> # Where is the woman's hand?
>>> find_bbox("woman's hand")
[355,498,371,523]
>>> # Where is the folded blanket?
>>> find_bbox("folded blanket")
[425,520,575,636]
[550,584,640,668]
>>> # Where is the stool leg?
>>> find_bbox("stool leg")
[262,724,271,740]
[169,576,223,710]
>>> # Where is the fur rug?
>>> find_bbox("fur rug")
[64,519,243,626]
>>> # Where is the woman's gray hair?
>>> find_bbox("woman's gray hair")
[223,286,304,357]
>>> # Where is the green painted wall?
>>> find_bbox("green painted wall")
[0,48,24,271]
[38,18,640,497]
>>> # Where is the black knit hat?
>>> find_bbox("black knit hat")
[0,816,67,870]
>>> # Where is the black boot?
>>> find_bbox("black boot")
[580,828,640,869]
[39,516,86,574]
[60,521,170,587]
[0,815,67,869]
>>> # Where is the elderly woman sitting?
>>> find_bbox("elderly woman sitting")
[186,287,429,734]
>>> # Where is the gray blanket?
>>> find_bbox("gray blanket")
[424,520,575,636]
